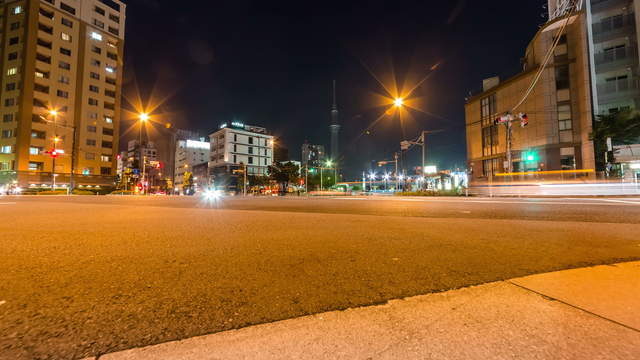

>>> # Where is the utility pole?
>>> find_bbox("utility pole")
[244,163,247,196]
[320,166,323,191]
[69,124,77,195]
[495,112,528,174]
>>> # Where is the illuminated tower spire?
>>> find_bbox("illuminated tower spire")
[329,80,340,164]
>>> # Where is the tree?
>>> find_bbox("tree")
[183,171,194,195]
[590,111,640,170]
[268,161,300,193]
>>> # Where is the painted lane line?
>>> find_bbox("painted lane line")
[602,199,640,205]
[0,202,16,205]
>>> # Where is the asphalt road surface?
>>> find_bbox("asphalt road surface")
[2,195,640,359]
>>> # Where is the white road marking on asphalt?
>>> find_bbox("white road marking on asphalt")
[460,211,472,214]
[0,202,16,205]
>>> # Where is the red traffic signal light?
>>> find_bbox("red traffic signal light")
[45,149,58,158]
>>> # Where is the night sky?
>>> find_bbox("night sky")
[122,0,547,179]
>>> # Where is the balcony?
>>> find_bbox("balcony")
[597,76,640,101]
[594,45,638,73]
[591,0,632,14]
[592,13,636,43]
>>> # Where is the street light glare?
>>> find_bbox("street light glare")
[139,113,150,122]
[394,98,403,107]
[49,110,58,116]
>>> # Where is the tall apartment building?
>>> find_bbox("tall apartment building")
[208,121,273,177]
[465,7,595,179]
[0,0,126,188]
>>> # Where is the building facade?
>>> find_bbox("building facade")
[301,143,325,168]
[174,138,209,190]
[208,122,273,177]
[465,10,595,179]
[0,0,126,188]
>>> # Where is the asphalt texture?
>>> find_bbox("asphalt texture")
[1,195,640,359]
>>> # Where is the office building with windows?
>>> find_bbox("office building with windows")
[174,138,209,190]
[465,6,595,180]
[301,143,325,168]
[0,0,125,188]
[208,122,273,177]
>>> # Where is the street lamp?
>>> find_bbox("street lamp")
[398,174,404,192]
[394,98,404,107]
[383,173,390,191]
[368,172,376,193]
[49,110,59,190]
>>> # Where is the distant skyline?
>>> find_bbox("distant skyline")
[122,0,547,179]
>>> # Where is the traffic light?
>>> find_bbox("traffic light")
[523,150,539,162]
[45,149,58,158]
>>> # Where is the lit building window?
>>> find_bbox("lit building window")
[13,6,22,15]
[61,33,72,42]
[90,32,103,41]
[30,147,41,155]
[105,116,113,123]
[7,67,17,76]
[105,66,115,73]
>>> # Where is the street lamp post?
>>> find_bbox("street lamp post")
[139,113,149,194]
[50,110,58,190]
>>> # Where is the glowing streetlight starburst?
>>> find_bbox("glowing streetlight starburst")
[394,98,404,107]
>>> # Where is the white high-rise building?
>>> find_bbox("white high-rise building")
[174,138,209,189]
[208,121,273,176]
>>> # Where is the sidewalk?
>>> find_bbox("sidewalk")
[92,262,640,360]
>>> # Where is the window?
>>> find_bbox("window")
[38,23,53,34]
[60,47,72,56]
[86,125,97,134]
[104,116,113,124]
[1,145,13,154]
[103,128,114,136]
[89,98,98,106]
[1,129,13,138]
[233,155,237,163]
[56,90,68,98]
[9,37,19,45]
[90,72,100,80]
[5,98,15,106]
[33,98,48,108]
[34,83,50,93]
[95,6,106,15]
[32,130,46,139]
[558,104,573,131]
[105,90,116,98]
[91,59,101,67]
[6,83,16,91]
[107,52,117,61]
[93,19,105,29]
[91,32,103,41]
[13,6,23,15]
[61,33,71,41]
[40,7,54,19]
[248,157,254,164]
[59,75,70,84]
[36,53,51,64]
[38,38,52,49]
[10,22,20,30]
[555,65,570,90]
[109,14,120,23]
[101,154,111,162]
[107,39,118,48]
[83,153,95,160]
[7,52,18,61]
[86,139,97,146]
[105,77,116,85]
[36,70,49,79]
[59,61,71,70]
[89,85,99,93]
[7,68,17,76]
[3,114,14,122]
[104,102,115,110]
[60,3,76,15]
[62,17,73,28]
[108,27,119,36]
[248,146,253,154]
[90,113,98,119]
[248,137,254,144]
[92,45,102,54]
[482,125,499,157]
[101,141,112,148]
[30,147,42,155]
[100,167,111,175]
[0,162,11,171]
[29,162,44,171]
